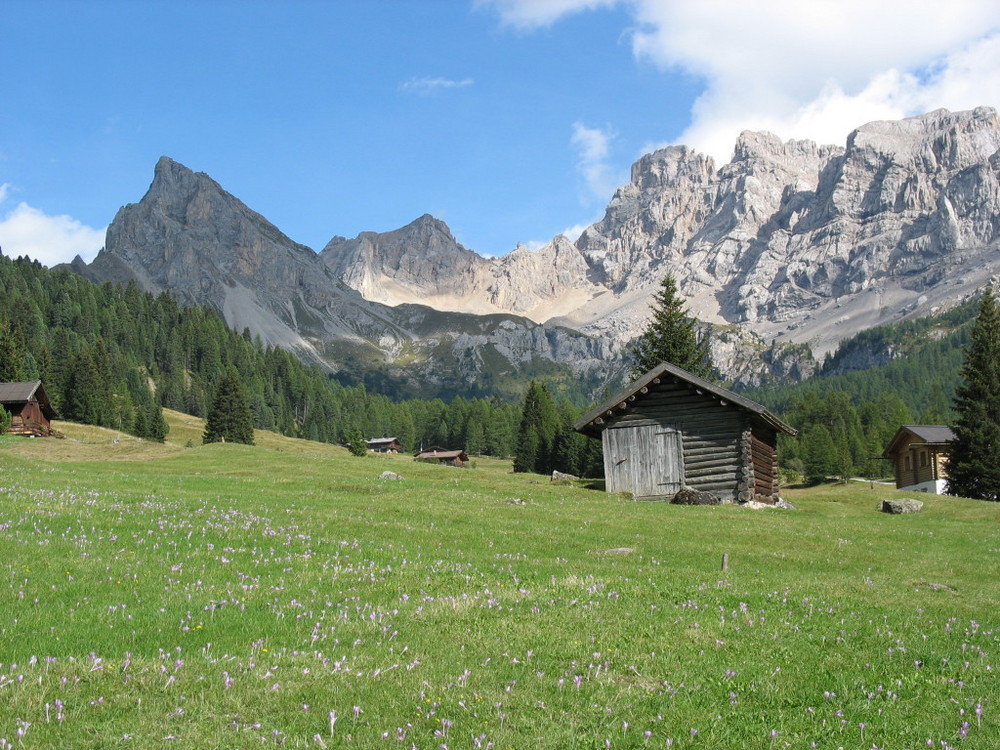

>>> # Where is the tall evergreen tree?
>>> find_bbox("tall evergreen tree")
[513,380,559,474]
[947,288,1000,500]
[629,273,712,379]
[203,368,255,445]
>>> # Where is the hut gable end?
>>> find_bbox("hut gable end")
[574,363,795,504]
[882,424,955,494]
[0,380,57,437]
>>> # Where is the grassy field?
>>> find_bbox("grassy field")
[0,414,997,749]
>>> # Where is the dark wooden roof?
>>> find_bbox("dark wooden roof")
[0,380,57,419]
[882,425,956,457]
[415,449,468,461]
[574,361,796,437]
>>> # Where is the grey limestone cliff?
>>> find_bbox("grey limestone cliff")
[76,108,1000,394]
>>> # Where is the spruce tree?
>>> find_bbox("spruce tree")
[347,429,368,457]
[947,288,1000,500]
[630,273,712,379]
[513,381,559,474]
[203,369,255,445]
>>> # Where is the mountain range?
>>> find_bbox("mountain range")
[70,107,1000,398]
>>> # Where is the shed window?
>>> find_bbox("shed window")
[920,451,929,467]
[905,455,912,470]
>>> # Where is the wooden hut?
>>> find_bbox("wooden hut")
[414,448,469,467]
[367,437,403,454]
[0,380,58,437]
[574,362,796,503]
[882,425,955,494]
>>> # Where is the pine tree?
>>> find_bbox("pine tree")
[630,273,712,379]
[347,428,368,457]
[947,288,1000,500]
[203,369,255,445]
[513,381,559,474]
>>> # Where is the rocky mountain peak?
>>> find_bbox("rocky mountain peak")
[72,107,1000,394]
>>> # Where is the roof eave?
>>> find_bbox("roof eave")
[574,362,797,437]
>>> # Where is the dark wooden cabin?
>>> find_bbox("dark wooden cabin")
[0,380,58,437]
[415,448,469,467]
[574,362,796,503]
[367,437,403,454]
[882,425,955,494]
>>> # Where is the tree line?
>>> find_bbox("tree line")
[747,303,972,483]
[0,254,533,454]
[6,254,987,488]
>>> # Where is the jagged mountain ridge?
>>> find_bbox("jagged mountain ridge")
[321,107,1000,366]
[75,157,615,400]
[74,107,1000,394]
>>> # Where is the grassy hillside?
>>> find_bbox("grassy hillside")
[0,418,997,748]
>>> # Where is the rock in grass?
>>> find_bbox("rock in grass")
[880,498,924,514]
[671,488,723,506]
[379,471,404,481]
[551,470,579,482]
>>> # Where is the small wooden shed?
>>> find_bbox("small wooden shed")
[367,437,403,454]
[415,448,469,467]
[0,380,58,437]
[574,362,796,503]
[882,425,955,494]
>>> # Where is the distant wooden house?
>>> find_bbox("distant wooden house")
[574,362,796,503]
[882,425,955,494]
[367,437,403,454]
[0,380,58,437]
[415,448,469,467]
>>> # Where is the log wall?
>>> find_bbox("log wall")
[602,382,747,501]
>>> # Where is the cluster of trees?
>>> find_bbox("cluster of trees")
[750,301,972,483]
[776,391,914,482]
[512,381,603,477]
[0,254,524,454]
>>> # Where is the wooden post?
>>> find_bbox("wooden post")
[722,553,729,572]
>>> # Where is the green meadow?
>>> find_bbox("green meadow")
[0,412,997,749]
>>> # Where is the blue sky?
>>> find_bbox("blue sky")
[2,0,999,266]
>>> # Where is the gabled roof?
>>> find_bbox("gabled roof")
[367,437,401,444]
[0,380,57,419]
[574,361,796,437]
[882,425,956,457]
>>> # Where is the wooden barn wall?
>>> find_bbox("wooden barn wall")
[603,382,746,501]
[6,400,51,436]
[749,427,779,503]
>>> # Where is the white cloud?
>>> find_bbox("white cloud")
[400,76,475,94]
[0,183,9,204]
[560,221,592,242]
[484,0,1000,163]
[571,122,624,203]
[0,202,106,267]
[477,0,616,28]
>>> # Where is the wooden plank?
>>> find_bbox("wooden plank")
[612,407,738,422]
[684,445,739,459]
[687,479,738,493]
[685,466,738,480]
[685,458,739,473]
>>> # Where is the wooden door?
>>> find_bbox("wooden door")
[603,424,684,498]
